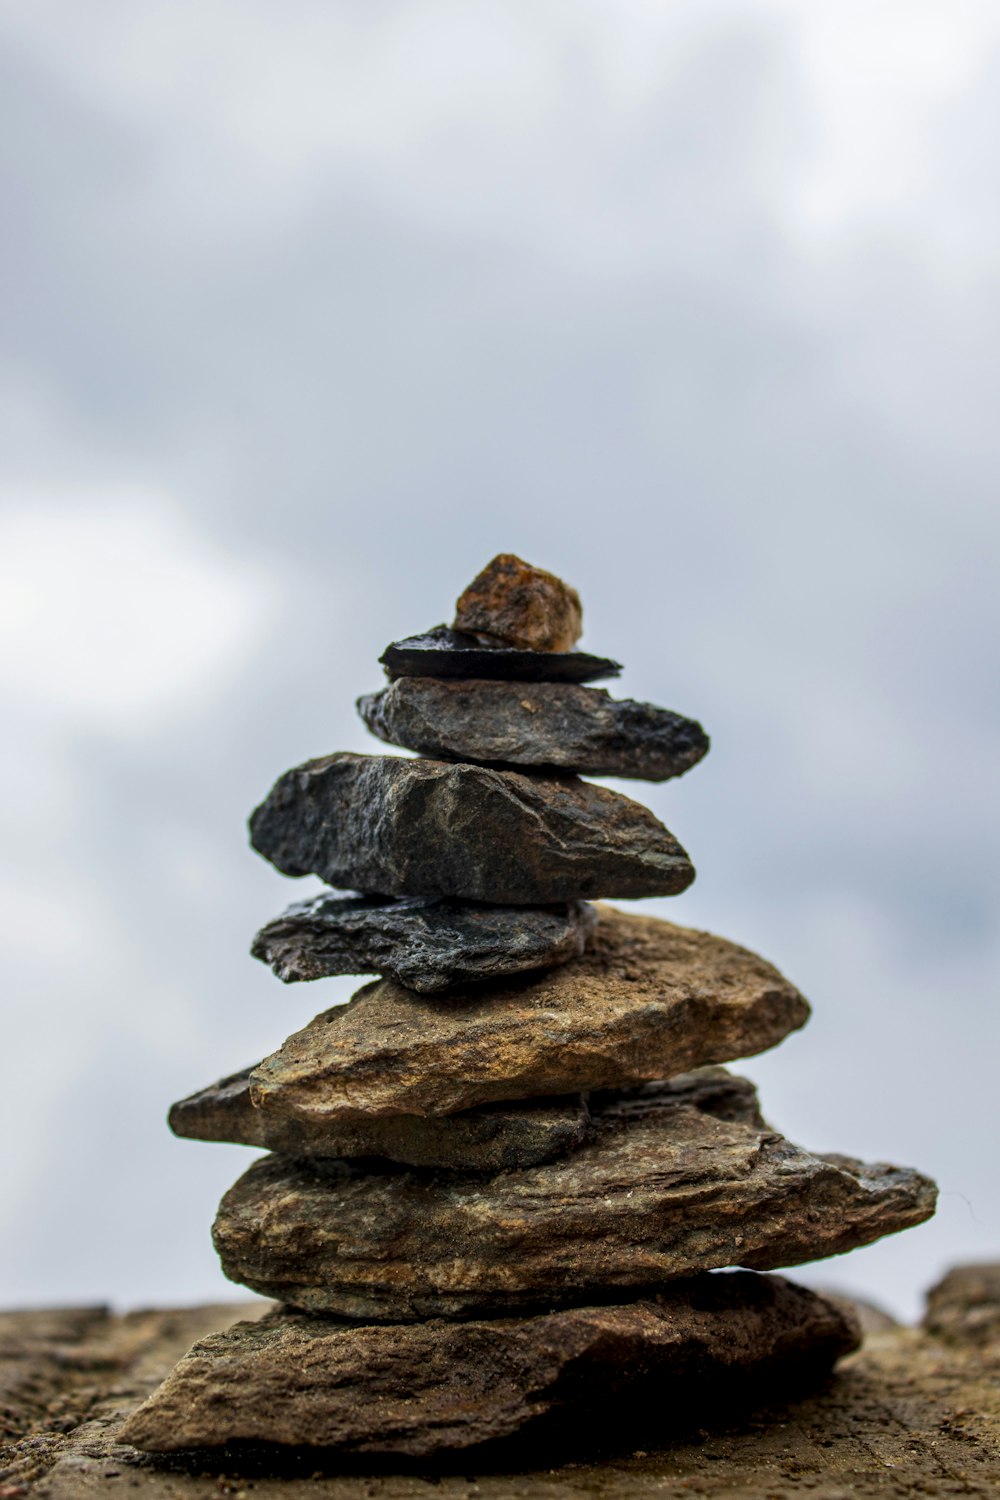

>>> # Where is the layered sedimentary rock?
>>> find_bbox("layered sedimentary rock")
[251,892,596,993]
[170,1068,591,1171]
[247,906,810,1123]
[214,1069,936,1320]
[249,754,693,903]
[453,553,584,653]
[358,678,710,781]
[118,1274,860,1458]
[380,626,621,684]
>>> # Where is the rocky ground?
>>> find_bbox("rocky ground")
[2,1265,998,1499]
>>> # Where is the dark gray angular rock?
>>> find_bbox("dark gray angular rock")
[213,1069,936,1320]
[380,625,622,683]
[251,892,597,993]
[248,906,810,1123]
[358,677,710,781]
[249,753,693,904]
[169,1067,591,1171]
[119,1273,860,1457]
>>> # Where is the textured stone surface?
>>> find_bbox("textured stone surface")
[452,553,584,653]
[380,625,621,683]
[120,1275,859,1458]
[214,1069,936,1320]
[170,1068,591,1171]
[249,754,693,904]
[248,906,810,1123]
[251,893,596,993]
[358,678,710,781]
[925,1263,1000,1346]
[8,1279,1000,1497]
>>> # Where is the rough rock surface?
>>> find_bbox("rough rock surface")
[358,678,710,781]
[251,893,596,993]
[452,553,584,653]
[214,1070,936,1320]
[249,754,693,904]
[925,1263,1000,1346]
[380,625,621,683]
[248,906,810,1122]
[119,1275,859,1457]
[170,1068,591,1171]
[7,1275,1000,1497]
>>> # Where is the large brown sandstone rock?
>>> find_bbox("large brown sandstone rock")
[249,754,693,904]
[214,1069,936,1320]
[119,1274,859,1458]
[357,677,709,781]
[248,906,810,1123]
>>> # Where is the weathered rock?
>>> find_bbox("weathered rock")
[214,1069,936,1320]
[249,755,693,904]
[453,553,584,653]
[358,677,710,781]
[170,1068,591,1171]
[380,625,621,684]
[248,906,810,1123]
[119,1274,859,1457]
[924,1263,1000,1346]
[251,892,597,993]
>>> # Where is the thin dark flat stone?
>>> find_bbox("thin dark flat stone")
[379,625,622,683]
[249,754,693,904]
[169,1067,591,1171]
[358,677,710,780]
[251,893,597,993]
[119,1274,860,1457]
[213,1069,936,1320]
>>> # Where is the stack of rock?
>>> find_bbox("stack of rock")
[123,555,936,1462]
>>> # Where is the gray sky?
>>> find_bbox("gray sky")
[1,0,998,1322]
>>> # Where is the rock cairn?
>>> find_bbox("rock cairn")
[123,555,937,1461]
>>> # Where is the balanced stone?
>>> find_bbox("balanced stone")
[247,906,810,1123]
[213,1069,936,1320]
[453,553,584,652]
[359,677,710,781]
[251,893,596,993]
[249,754,693,904]
[170,1067,591,1171]
[380,625,622,684]
[119,1273,860,1457]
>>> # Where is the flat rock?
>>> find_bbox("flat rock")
[453,553,584,652]
[924,1263,1000,1346]
[380,625,622,683]
[251,892,597,993]
[214,1070,936,1321]
[248,905,811,1122]
[249,754,692,904]
[358,677,710,780]
[170,1067,591,1171]
[119,1273,859,1458]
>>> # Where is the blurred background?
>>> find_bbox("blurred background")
[1,0,997,1322]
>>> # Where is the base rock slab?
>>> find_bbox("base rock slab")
[119,1274,859,1458]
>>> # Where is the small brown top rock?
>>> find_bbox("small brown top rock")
[454,554,583,653]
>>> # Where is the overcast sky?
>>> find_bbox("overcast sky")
[1,0,998,1322]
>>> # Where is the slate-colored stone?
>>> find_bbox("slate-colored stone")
[248,906,810,1124]
[380,625,622,683]
[119,1274,860,1457]
[358,677,710,781]
[169,1068,591,1171]
[249,754,693,904]
[251,892,597,993]
[213,1069,937,1320]
[453,553,584,653]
